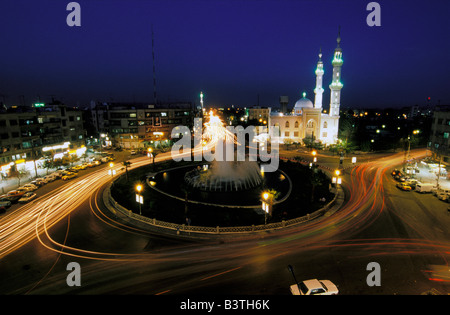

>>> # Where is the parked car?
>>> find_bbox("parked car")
[391,169,402,177]
[1,193,21,203]
[404,179,418,189]
[432,188,450,196]
[415,183,434,193]
[130,150,136,155]
[37,177,50,183]
[17,187,34,194]
[0,195,10,202]
[396,183,412,191]
[20,184,39,191]
[30,178,47,187]
[43,175,57,182]
[6,190,26,198]
[18,192,37,203]
[62,172,77,180]
[50,171,63,179]
[0,200,12,211]
[290,279,339,295]
[73,164,87,170]
[437,192,450,202]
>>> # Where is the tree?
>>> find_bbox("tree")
[284,138,293,150]
[68,155,79,167]
[122,161,131,181]
[9,167,29,187]
[40,159,56,175]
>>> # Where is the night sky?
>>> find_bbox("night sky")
[1,0,449,110]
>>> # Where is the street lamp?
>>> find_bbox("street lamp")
[148,147,156,171]
[332,169,342,185]
[108,162,116,178]
[135,184,143,215]
[312,150,317,164]
[261,191,273,225]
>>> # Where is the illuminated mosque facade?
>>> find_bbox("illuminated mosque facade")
[270,31,343,146]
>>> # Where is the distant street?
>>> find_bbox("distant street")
[0,148,449,295]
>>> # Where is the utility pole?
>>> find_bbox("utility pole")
[152,24,157,105]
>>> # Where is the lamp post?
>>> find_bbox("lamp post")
[261,191,273,225]
[148,147,156,171]
[312,150,317,164]
[136,184,143,215]
[108,162,116,181]
[332,169,342,186]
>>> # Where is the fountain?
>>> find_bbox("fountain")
[148,110,291,210]
[184,160,263,192]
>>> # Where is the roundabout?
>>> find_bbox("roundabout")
[107,158,339,237]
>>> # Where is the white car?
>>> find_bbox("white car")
[21,184,39,191]
[130,150,136,155]
[43,175,57,182]
[35,177,49,184]
[18,192,37,203]
[290,279,339,295]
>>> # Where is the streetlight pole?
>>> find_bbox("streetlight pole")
[108,162,116,185]
[262,191,273,225]
[136,184,143,215]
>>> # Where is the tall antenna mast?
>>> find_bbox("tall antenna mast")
[152,24,157,105]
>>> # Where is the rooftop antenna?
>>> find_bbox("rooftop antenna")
[152,24,157,105]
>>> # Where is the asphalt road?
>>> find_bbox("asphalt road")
[0,148,449,298]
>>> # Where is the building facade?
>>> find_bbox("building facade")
[270,32,343,146]
[90,102,194,149]
[430,106,450,164]
[0,102,86,179]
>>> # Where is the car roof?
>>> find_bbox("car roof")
[302,279,324,289]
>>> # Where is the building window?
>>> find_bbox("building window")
[285,121,289,128]
[323,121,328,128]
[284,131,289,137]
[444,133,449,139]
[294,121,299,128]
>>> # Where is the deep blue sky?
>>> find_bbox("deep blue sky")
[0,0,449,110]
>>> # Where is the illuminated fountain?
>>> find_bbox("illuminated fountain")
[184,110,263,192]
[149,110,291,211]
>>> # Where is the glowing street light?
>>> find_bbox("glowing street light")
[312,150,317,163]
[135,184,143,215]
[108,162,116,178]
[261,191,273,225]
[332,169,342,185]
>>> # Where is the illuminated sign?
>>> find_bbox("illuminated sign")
[42,142,71,152]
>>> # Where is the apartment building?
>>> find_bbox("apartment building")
[90,102,194,149]
[0,102,86,179]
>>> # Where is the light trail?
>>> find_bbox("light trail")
[2,142,450,292]
[257,149,450,284]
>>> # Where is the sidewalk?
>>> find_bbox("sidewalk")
[0,152,105,195]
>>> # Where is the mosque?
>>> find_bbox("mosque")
[270,31,343,146]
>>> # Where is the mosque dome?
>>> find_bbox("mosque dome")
[294,92,314,109]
